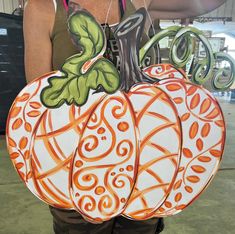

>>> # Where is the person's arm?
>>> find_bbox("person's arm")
[23,0,55,83]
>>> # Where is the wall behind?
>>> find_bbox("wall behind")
[202,0,235,21]
[0,0,20,14]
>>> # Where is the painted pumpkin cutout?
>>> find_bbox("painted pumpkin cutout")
[6,8,225,223]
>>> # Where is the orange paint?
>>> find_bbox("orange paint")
[121,198,126,203]
[19,137,28,150]
[166,64,172,70]
[24,122,32,132]
[173,179,182,190]
[182,148,193,158]
[36,155,72,180]
[196,139,204,151]
[29,102,42,109]
[175,204,186,210]
[95,186,105,195]
[27,110,41,117]
[166,84,181,91]
[190,93,200,109]
[201,123,211,138]
[24,150,30,160]
[10,107,21,118]
[198,156,211,162]
[10,152,20,159]
[209,149,221,158]
[116,140,134,157]
[6,70,226,220]
[136,90,163,124]
[97,127,105,134]
[158,207,165,212]
[126,165,134,171]
[26,171,33,180]
[75,160,83,168]
[39,113,70,170]
[16,93,30,102]
[8,137,17,147]
[173,97,183,104]
[181,113,190,121]
[175,192,182,202]
[164,201,172,208]
[36,105,93,139]
[191,165,206,174]
[187,86,197,96]
[127,183,169,205]
[82,60,92,72]
[140,123,176,152]
[205,108,220,119]
[187,175,200,183]
[38,179,71,207]
[73,171,98,191]
[12,118,23,130]
[185,186,193,193]
[178,166,185,172]
[110,96,128,119]
[200,98,211,114]
[117,122,129,132]
[16,162,24,169]
[189,122,199,139]
[215,120,224,127]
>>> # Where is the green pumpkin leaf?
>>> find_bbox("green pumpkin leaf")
[40,59,120,108]
[40,10,120,108]
[68,11,105,58]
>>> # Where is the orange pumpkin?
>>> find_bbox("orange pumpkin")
[6,64,225,222]
[6,8,225,223]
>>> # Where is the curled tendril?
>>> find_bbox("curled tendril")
[141,26,235,91]
[174,27,214,85]
[139,26,181,65]
[212,52,235,91]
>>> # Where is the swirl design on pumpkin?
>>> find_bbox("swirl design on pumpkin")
[78,96,128,161]
[73,171,99,191]
[71,93,138,220]
[116,140,134,158]
[78,195,96,212]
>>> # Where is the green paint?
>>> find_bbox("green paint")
[139,26,181,65]
[140,26,235,91]
[212,52,235,91]
[41,11,120,108]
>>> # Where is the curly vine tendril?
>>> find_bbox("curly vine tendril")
[140,26,235,91]
[212,52,235,91]
[139,26,181,65]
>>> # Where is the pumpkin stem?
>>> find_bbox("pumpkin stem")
[114,8,156,92]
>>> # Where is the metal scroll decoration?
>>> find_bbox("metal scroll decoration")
[140,26,235,91]
[6,8,225,222]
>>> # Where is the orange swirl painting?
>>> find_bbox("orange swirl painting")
[6,8,225,223]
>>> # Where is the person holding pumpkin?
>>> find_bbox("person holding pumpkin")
[23,1,165,233]
[22,0,226,233]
